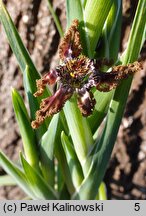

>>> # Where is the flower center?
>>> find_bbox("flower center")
[58,55,93,89]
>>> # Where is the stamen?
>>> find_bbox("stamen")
[70,72,75,78]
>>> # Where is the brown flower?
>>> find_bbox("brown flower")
[92,61,143,92]
[31,19,142,129]
[31,86,73,128]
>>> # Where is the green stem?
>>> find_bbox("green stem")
[47,0,63,37]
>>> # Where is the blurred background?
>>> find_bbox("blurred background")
[0,0,146,199]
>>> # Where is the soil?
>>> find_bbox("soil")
[0,0,146,200]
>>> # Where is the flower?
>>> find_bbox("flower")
[31,19,142,129]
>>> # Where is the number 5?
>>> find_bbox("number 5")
[134,203,140,211]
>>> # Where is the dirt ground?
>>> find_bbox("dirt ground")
[0,0,146,199]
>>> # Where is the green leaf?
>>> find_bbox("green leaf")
[71,150,101,199]
[41,113,60,160]
[75,0,146,199]
[0,152,36,199]
[88,1,122,134]
[40,114,60,185]
[11,89,40,171]
[20,153,57,199]
[61,132,84,188]
[47,0,63,37]
[56,163,65,193]
[88,0,122,133]
[141,25,146,49]
[98,0,146,189]
[84,0,114,55]
[66,0,84,27]
[0,1,40,77]
[97,0,122,61]
[97,182,107,200]
[0,175,16,186]
[59,185,71,200]
[64,98,93,175]
[23,65,49,140]
[88,91,113,134]
[55,141,75,195]
[81,0,87,8]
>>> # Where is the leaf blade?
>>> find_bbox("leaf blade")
[0,175,16,186]
[20,153,57,200]
[11,89,40,171]
[39,114,60,185]
[24,65,50,140]
[64,99,93,175]
[84,0,114,55]
[76,0,146,199]
[0,152,36,199]
[47,0,63,37]
[61,132,84,188]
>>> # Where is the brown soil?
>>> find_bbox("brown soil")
[0,0,146,199]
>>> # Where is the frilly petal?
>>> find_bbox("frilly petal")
[59,19,82,60]
[95,61,143,92]
[31,87,73,128]
[34,69,58,97]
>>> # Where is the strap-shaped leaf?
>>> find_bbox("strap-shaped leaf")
[40,114,60,185]
[88,91,113,134]
[0,152,36,199]
[0,175,16,186]
[84,0,114,55]
[88,1,122,134]
[0,1,40,77]
[61,132,84,188]
[73,0,146,199]
[96,182,107,200]
[81,0,87,8]
[59,185,71,199]
[11,89,40,171]
[47,0,63,37]
[55,140,75,195]
[24,66,50,140]
[71,152,98,199]
[72,150,106,199]
[97,0,122,60]
[20,153,57,199]
[41,113,60,160]
[64,99,93,175]
[66,0,83,27]
[98,0,146,193]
